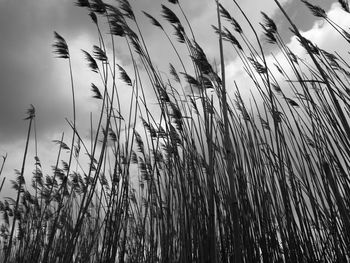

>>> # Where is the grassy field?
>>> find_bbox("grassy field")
[1,0,350,262]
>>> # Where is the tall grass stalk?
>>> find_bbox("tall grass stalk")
[4,106,35,263]
[0,155,7,194]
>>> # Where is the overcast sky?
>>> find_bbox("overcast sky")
[0,0,345,196]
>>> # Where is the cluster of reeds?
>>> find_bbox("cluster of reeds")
[1,0,350,262]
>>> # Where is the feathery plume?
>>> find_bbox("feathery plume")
[118,0,135,20]
[143,11,163,29]
[173,23,185,43]
[117,64,132,86]
[92,45,107,61]
[339,0,350,13]
[75,0,90,8]
[90,0,106,14]
[24,105,35,120]
[161,5,181,25]
[81,50,99,73]
[301,0,327,18]
[89,12,98,24]
[219,4,242,33]
[169,63,180,83]
[91,83,103,99]
[52,32,69,59]
[261,12,277,33]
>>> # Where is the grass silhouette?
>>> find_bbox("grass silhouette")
[1,0,350,262]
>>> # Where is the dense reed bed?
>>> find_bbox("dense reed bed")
[1,0,350,262]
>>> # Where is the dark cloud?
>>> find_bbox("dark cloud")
[0,0,95,142]
[0,0,209,145]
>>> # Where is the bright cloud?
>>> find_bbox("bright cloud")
[225,2,350,102]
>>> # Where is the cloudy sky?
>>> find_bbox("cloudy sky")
[0,0,345,195]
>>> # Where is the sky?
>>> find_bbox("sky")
[0,0,345,196]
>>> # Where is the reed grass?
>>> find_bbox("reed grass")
[1,0,350,262]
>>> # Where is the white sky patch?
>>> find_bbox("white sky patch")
[290,2,350,56]
[225,2,350,104]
